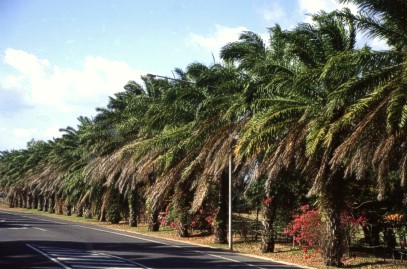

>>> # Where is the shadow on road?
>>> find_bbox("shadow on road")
[0,240,298,269]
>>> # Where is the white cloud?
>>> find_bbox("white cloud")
[187,25,248,59]
[2,48,146,112]
[44,125,62,139]
[0,48,147,150]
[257,1,294,29]
[259,2,286,23]
[256,0,359,32]
[297,0,358,23]
[298,0,358,14]
[368,37,390,51]
[12,128,38,138]
[298,0,338,14]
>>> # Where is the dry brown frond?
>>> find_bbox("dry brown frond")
[330,97,388,170]
[260,123,307,184]
[345,142,373,180]
[190,174,210,212]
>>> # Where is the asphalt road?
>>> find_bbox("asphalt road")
[0,211,302,269]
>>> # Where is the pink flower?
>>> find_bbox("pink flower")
[300,205,310,212]
[263,197,273,205]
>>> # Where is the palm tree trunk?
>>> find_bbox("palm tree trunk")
[323,206,344,266]
[8,195,14,208]
[321,174,345,267]
[18,193,23,208]
[177,194,190,238]
[49,195,55,213]
[148,209,160,231]
[27,194,33,209]
[43,196,49,212]
[32,195,38,210]
[65,203,72,216]
[84,202,92,219]
[22,193,27,208]
[38,195,44,211]
[128,189,138,227]
[260,196,277,253]
[214,171,228,244]
[107,188,121,224]
[54,194,63,214]
[76,204,84,217]
[97,205,106,222]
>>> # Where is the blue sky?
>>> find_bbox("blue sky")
[0,0,387,151]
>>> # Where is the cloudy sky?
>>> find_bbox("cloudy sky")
[0,0,387,151]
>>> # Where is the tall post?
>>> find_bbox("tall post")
[228,153,233,251]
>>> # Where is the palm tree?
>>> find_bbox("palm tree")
[329,0,407,195]
[124,71,206,232]
[221,26,301,253]
[186,62,257,243]
[232,10,361,265]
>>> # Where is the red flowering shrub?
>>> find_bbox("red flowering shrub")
[284,205,367,256]
[190,209,213,234]
[263,197,273,205]
[341,211,367,245]
[160,205,213,235]
[284,205,323,248]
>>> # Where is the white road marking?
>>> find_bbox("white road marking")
[3,211,295,269]
[72,224,266,269]
[72,224,170,245]
[26,244,150,269]
[52,221,68,225]
[22,215,68,225]
[34,227,47,231]
[26,244,71,269]
[100,252,151,268]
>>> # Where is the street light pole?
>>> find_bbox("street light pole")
[228,152,233,251]
[146,73,195,84]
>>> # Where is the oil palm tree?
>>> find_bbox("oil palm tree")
[328,0,407,197]
[123,70,207,233]
[221,26,302,253]
[184,62,257,243]
[234,10,361,265]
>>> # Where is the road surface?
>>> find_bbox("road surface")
[0,210,302,269]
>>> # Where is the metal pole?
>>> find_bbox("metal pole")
[228,153,233,251]
[146,73,195,84]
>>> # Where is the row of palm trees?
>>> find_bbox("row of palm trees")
[1,0,406,266]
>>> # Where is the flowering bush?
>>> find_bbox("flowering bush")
[263,197,273,205]
[341,211,367,245]
[384,213,406,249]
[284,205,367,254]
[384,213,404,225]
[190,209,213,234]
[284,205,323,248]
[160,205,213,235]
